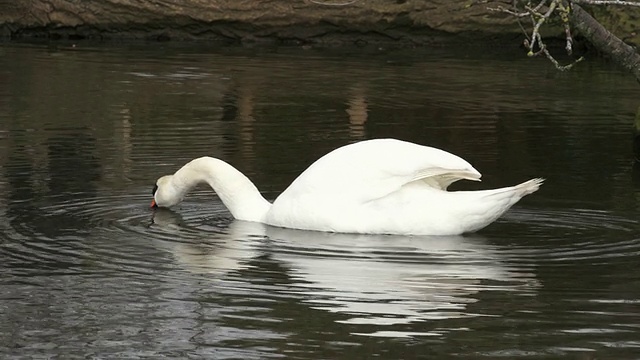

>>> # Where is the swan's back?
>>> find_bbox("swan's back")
[266,139,482,233]
[286,138,478,198]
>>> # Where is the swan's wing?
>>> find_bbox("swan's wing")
[411,167,481,188]
[277,139,481,205]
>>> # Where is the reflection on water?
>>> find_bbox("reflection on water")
[153,210,539,333]
[268,228,537,329]
[1,43,640,359]
[151,209,263,276]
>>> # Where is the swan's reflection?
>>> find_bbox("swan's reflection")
[151,209,539,327]
[150,208,264,275]
[266,227,539,326]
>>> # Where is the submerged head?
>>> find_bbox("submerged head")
[150,175,182,208]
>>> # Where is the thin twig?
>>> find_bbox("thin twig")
[528,0,558,55]
[542,48,585,70]
[564,23,574,55]
[556,1,574,55]
[489,0,586,69]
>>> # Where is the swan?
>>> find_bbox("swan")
[150,138,543,235]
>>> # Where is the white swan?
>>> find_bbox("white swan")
[150,139,542,235]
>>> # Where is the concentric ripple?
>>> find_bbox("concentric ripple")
[2,191,639,356]
[3,193,219,278]
[492,207,640,265]
[7,193,640,319]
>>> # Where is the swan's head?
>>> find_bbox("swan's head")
[150,175,183,208]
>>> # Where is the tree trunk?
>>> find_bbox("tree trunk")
[570,3,640,83]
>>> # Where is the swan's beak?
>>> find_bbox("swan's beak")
[150,199,158,208]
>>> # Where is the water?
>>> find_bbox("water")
[1,42,640,359]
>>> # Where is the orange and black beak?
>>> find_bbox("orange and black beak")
[150,199,158,208]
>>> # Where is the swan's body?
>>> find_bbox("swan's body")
[151,139,542,235]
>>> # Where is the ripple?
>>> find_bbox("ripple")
[506,207,638,233]
[4,191,640,344]
[491,207,640,265]
[3,193,242,280]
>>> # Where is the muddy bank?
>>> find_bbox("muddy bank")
[0,0,638,46]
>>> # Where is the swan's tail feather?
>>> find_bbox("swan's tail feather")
[514,178,544,197]
[458,178,543,234]
[481,178,544,199]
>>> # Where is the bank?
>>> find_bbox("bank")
[1,0,638,47]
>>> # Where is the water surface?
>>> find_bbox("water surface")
[1,43,640,359]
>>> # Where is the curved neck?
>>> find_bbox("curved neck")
[172,157,271,222]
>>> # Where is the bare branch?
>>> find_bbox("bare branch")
[488,0,640,75]
[564,23,574,55]
[488,0,594,70]
[542,48,585,70]
[556,1,573,55]
[572,0,640,6]
[528,0,557,55]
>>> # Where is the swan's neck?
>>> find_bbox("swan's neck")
[172,157,271,222]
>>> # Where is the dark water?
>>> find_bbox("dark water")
[1,42,640,359]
